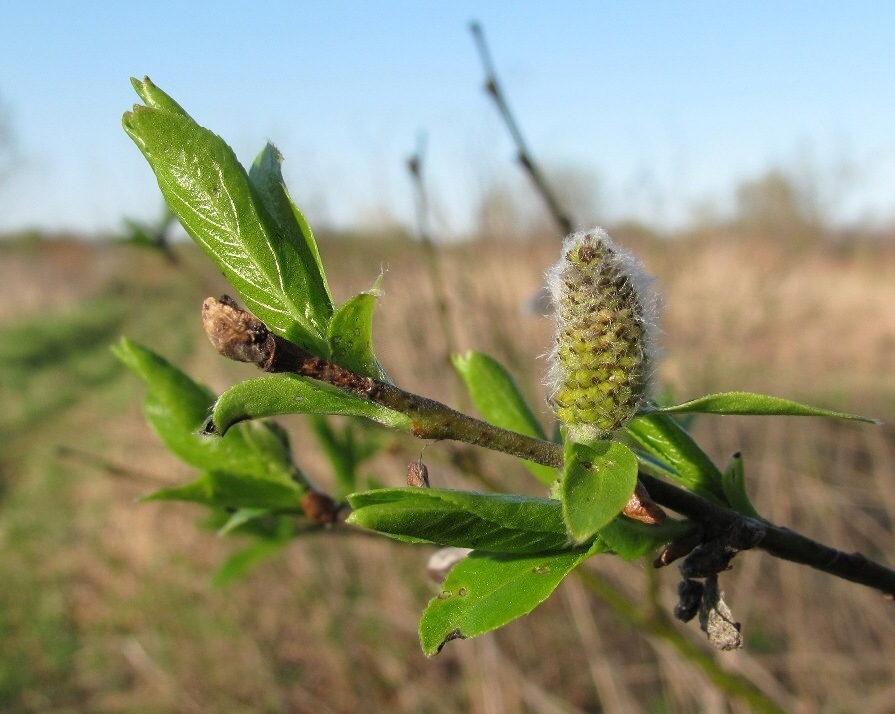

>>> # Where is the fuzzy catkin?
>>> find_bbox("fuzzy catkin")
[546,229,660,442]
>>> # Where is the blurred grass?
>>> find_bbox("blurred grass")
[0,231,893,713]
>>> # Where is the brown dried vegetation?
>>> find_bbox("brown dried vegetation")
[1,230,894,713]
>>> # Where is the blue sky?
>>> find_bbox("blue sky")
[1,1,893,237]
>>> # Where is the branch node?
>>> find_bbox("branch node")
[300,490,341,525]
[655,528,704,568]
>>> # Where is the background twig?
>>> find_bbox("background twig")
[405,133,459,368]
[469,20,574,236]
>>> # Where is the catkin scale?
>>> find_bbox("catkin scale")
[546,229,660,441]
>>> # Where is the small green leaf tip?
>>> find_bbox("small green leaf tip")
[546,228,660,441]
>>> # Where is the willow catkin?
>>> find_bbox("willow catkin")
[546,229,660,442]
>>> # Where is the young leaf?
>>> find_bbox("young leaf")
[346,488,573,553]
[115,338,301,483]
[626,412,726,502]
[113,337,213,429]
[419,545,604,656]
[248,143,334,317]
[142,470,303,510]
[657,391,879,423]
[218,508,274,536]
[307,414,384,499]
[452,351,557,486]
[328,285,391,382]
[212,517,295,587]
[212,538,291,588]
[599,516,697,561]
[721,453,764,520]
[634,449,681,481]
[561,440,639,543]
[210,374,412,435]
[129,76,191,117]
[123,78,330,356]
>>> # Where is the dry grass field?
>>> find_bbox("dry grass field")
[1,229,894,713]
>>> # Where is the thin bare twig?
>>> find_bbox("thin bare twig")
[469,20,574,236]
[56,445,170,485]
[405,133,459,364]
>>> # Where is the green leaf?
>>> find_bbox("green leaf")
[328,285,391,382]
[633,450,681,481]
[212,538,290,588]
[452,352,547,439]
[212,517,294,587]
[657,391,880,423]
[453,351,557,486]
[210,374,412,435]
[142,470,303,510]
[307,414,385,499]
[130,76,191,117]
[248,144,334,321]
[115,338,302,483]
[123,78,331,355]
[419,545,603,655]
[217,508,274,536]
[113,336,213,428]
[561,440,639,543]
[626,412,726,502]
[599,516,697,561]
[308,414,356,498]
[346,488,573,553]
[721,453,764,520]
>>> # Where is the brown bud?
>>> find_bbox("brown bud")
[407,459,430,487]
[622,480,666,524]
[300,490,340,524]
[655,528,703,568]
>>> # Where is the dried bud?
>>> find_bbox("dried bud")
[407,459,430,487]
[674,578,704,622]
[699,575,743,650]
[546,229,660,441]
[655,528,703,568]
[202,295,275,367]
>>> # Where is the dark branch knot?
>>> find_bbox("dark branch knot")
[671,518,766,650]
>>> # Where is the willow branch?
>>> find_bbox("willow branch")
[638,474,895,596]
[202,295,895,598]
[202,295,662,524]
